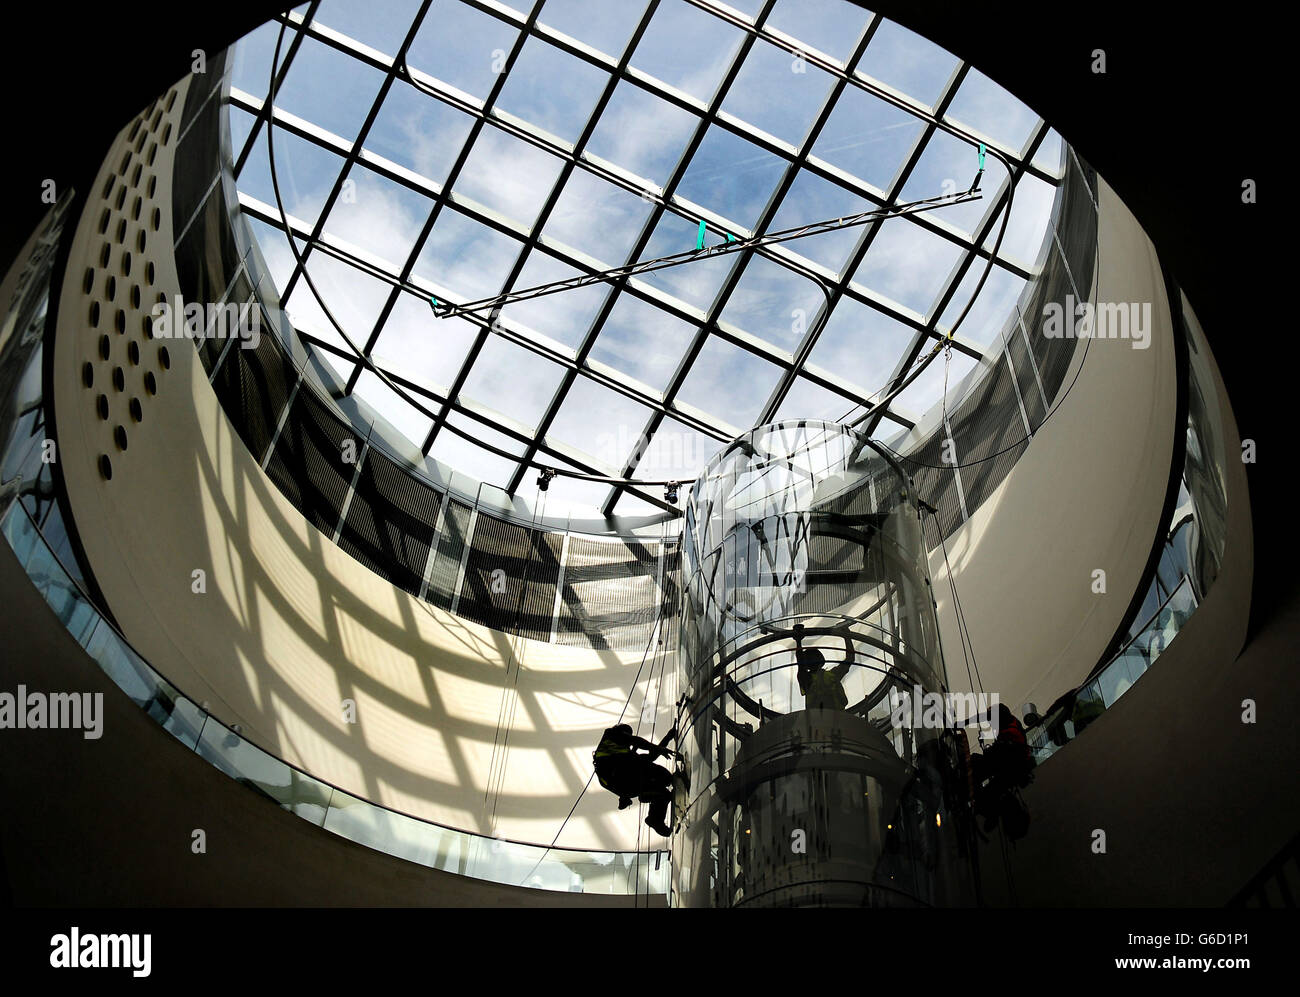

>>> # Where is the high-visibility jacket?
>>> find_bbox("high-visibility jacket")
[800,669,848,711]
[593,730,635,791]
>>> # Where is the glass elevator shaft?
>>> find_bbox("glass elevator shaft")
[670,421,975,907]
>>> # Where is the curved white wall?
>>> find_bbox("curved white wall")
[929,177,1181,710]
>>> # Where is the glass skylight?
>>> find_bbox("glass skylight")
[228,0,1060,520]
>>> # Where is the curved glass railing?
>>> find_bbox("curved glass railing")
[1,497,668,896]
[1027,575,1197,764]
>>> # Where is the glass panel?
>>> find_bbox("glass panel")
[543,169,655,266]
[589,291,698,393]
[230,20,294,100]
[197,722,333,822]
[676,125,788,231]
[767,171,873,276]
[312,0,426,57]
[238,128,348,230]
[454,126,566,230]
[899,129,1009,238]
[228,105,258,167]
[982,173,1057,269]
[352,368,435,448]
[413,208,523,302]
[285,252,394,354]
[538,0,651,56]
[718,255,828,354]
[1032,127,1065,178]
[243,218,297,293]
[321,163,434,269]
[937,260,1026,350]
[586,81,700,187]
[858,18,958,108]
[634,417,722,482]
[366,80,477,186]
[427,411,524,485]
[851,218,964,317]
[499,250,611,351]
[495,36,611,145]
[1098,652,1139,708]
[806,296,916,398]
[457,335,566,430]
[812,86,925,194]
[636,212,739,312]
[275,35,389,142]
[721,39,836,147]
[546,378,655,469]
[675,335,785,429]
[944,68,1040,156]
[767,0,873,62]
[772,375,860,423]
[324,787,461,868]
[372,293,477,396]
[406,3,521,102]
[630,0,747,103]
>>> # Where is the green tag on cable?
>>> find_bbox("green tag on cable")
[696,219,707,250]
[978,143,986,170]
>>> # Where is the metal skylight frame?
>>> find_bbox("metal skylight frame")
[227,0,1061,520]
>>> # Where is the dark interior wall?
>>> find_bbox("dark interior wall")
[974,303,1279,907]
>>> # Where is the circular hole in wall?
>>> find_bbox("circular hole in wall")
[112,367,125,392]
[158,346,170,371]
[114,426,128,451]
[129,398,143,423]
[98,455,112,480]
[81,363,94,388]
[128,341,140,366]
[144,371,157,395]
[95,394,109,420]
[89,302,101,328]
[97,334,110,360]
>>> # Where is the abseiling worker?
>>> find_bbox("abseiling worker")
[764,621,855,710]
[593,724,679,837]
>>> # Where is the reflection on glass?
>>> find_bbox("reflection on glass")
[673,421,976,906]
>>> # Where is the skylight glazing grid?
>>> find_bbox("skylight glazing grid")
[227,0,1060,520]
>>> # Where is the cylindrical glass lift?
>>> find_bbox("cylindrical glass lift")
[670,420,977,907]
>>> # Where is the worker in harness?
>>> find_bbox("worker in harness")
[593,724,680,837]
[763,621,855,710]
[969,703,1034,839]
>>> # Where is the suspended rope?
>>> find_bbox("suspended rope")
[514,511,676,890]
[482,475,550,838]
